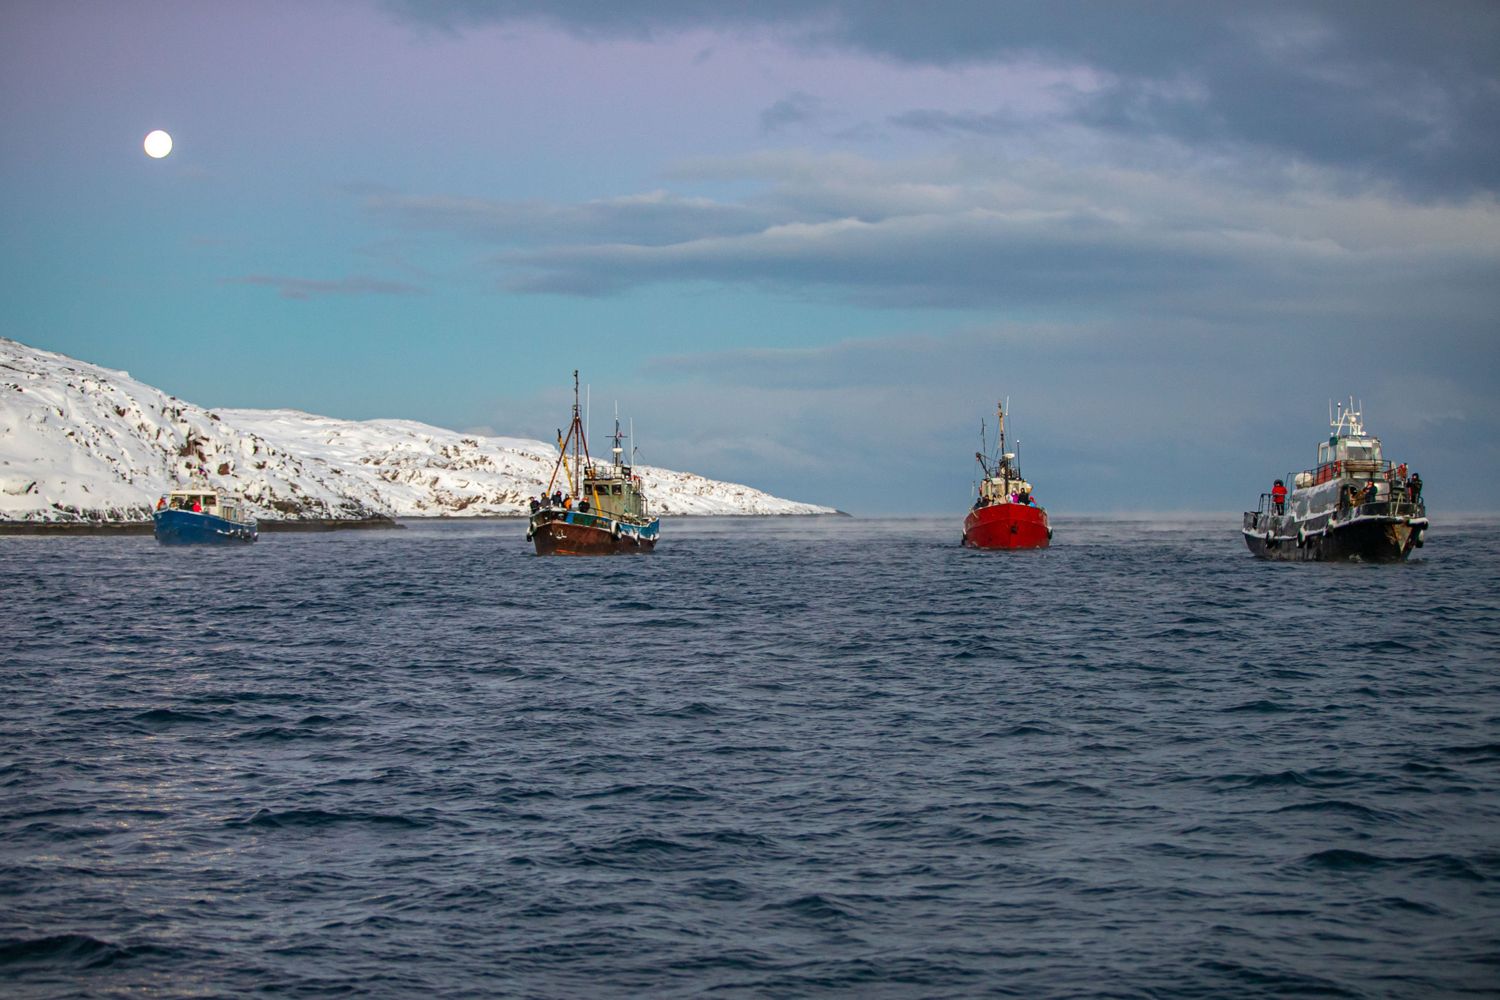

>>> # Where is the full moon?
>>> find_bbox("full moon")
[143,130,173,159]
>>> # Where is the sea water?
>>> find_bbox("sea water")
[2,516,1497,998]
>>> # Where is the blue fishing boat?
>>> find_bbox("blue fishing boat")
[153,487,258,545]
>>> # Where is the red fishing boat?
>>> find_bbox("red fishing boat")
[962,398,1051,549]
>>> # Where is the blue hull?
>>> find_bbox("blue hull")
[153,509,258,545]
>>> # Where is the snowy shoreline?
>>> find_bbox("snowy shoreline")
[0,509,855,535]
[2,338,837,523]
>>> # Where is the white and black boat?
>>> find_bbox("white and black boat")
[1243,399,1427,562]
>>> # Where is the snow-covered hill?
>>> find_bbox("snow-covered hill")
[0,339,836,522]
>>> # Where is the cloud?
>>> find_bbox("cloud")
[372,150,1500,326]
[381,1,1500,196]
[760,91,826,133]
[365,190,776,248]
[888,108,1032,137]
[223,274,425,300]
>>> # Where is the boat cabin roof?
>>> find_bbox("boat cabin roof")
[1318,434,1382,464]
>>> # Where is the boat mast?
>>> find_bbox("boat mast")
[997,399,1006,459]
[571,370,581,498]
[612,402,624,473]
[997,398,1008,486]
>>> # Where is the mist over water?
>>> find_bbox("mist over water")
[3,516,1498,998]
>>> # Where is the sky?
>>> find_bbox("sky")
[3,0,1497,514]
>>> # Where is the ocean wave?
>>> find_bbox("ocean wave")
[1270,799,1399,822]
[225,808,435,830]
[1299,848,1486,881]
[0,933,176,970]
[566,833,708,870]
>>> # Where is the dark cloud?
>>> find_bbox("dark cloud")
[366,150,1500,354]
[366,191,775,247]
[224,274,425,300]
[431,163,1497,332]
[382,1,1500,196]
[760,92,826,133]
[888,109,1029,137]
[498,208,1248,307]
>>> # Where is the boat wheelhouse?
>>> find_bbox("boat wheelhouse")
[527,372,659,556]
[1243,399,1427,562]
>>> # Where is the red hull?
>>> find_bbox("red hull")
[530,516,656,556]
[962,503,1051,549]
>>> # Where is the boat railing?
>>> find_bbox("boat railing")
[1361,496,1424,519]
[1311,459,1392,484]
[1255,489,1422,524]
[1255,492,1285,516]
[1330,496,1425,523]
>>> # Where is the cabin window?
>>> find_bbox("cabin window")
[612,485,623,495]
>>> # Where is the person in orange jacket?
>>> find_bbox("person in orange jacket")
[1271,479,1287,514]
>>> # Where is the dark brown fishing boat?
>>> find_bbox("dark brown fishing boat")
[527,371,659,556]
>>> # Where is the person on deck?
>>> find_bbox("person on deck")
[1408,473,1422,503]
[156,497,166,511]
[1363,481,1378,505]
[191,499,202,512]
[552,490,564,507]
[1271,479,1287,514]
[529,497,540,513]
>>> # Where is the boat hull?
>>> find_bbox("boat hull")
[153,509,258,545]
[529,510,658,556]
[962,503,1051,549]
[1242,505,1426,562]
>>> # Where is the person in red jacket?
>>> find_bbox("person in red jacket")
[1271,479,1287,514]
